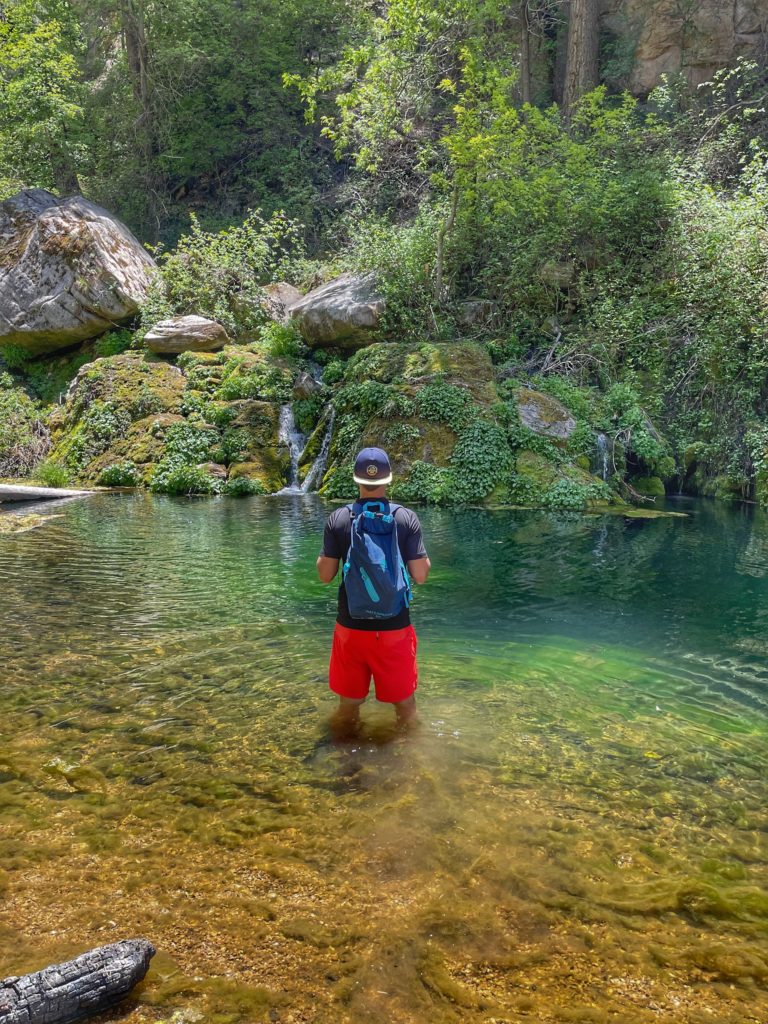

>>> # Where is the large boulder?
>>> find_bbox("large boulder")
[287,272,384,348]
[144,315,228,354]
[0,189,155,356]
[515,387,577,441]
[263,282,303,324]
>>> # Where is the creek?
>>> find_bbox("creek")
[1,494,767,1023]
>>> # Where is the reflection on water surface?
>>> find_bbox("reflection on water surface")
[1,494,767,1023]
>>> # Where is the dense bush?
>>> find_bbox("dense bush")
[0,375,50,477]
[143,210,309,337]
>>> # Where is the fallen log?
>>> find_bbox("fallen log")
[0,939,155,1024]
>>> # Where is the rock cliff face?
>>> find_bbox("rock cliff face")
[602,0,768,95]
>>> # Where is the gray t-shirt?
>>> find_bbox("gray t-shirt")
[321,501,428,631]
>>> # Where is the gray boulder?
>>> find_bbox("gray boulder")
[287,272,384,348]
[0,189,155,356]
[263,282,303,324]
[144,315,228,354]
[293,370,323,400]
[516,387,577,441]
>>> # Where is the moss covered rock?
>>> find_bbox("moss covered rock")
[632,476,666,497]
[514,387,577,442]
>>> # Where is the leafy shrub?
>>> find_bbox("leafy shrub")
[450,419,512,503]
[223,476,266,496]
[322,359,345,386]
[0,379,50,477]
[261,322,305,360]
[414,381,474,432]
[293,394,325,435]
[65,401,132,470]
[98,461,141,487]
[150,464,218,496]
[143,210,308,337]
[94,330,133,358]
[215,361,292,403]
[392,461,454,505]
[148,421,220,494]
[36,460,70,488]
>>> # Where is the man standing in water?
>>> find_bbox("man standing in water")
[317,447,431,735]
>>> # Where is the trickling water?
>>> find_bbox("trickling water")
[2,496,768,1024]
[596,431,610,480]
[277,403,307,492]
[301,410,335,493]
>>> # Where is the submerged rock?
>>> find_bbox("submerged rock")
[0,189,155,356]
[144,315,228,354]
[287,272,384,348]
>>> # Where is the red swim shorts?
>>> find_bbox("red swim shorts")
[329,623,418,704]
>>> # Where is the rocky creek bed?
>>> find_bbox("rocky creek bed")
[1,494,767,1023]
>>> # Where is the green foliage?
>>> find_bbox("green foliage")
[63,401,131,471]
[293,394,325,436]
[94,330,134,359]
[261,322,305,360]
[215,357,292,403]
[392,461,454,505]
[144,210,307,337]
[0,381,49,476]
[98,461,141,487]
[0,0,85,194]
[35,459,70,487]
[322,359,345,386]
[150,464,218,496]
[148,421,219,494]
[223,476,266,496]
[542,478,610,511]
[414,380,474,432]
[450,419,511,503]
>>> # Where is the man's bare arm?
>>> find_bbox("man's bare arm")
[317,555,340,583]
[408,556,431,585]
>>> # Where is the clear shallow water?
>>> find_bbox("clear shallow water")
[1,494,767,1023]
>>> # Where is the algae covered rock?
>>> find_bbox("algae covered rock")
[632,476,666,497]
[288,272,384,349]
[48,353,187,483]
[0,189,155,356]
[144,315,228,354]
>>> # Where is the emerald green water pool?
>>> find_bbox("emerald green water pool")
[1,494,767,1023]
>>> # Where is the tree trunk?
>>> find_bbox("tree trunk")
[562,0,599,117]
[121,0,160,239]
[0,940,155,1024]
[519,1,532,105]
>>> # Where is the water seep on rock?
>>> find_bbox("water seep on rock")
[0,189,155,356]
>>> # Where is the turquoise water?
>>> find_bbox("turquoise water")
[1,494,767,1023]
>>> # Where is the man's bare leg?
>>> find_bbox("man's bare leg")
[394,694,417,729]
[330,696,365,739]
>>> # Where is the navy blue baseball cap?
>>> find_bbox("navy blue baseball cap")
[353,447,392,485]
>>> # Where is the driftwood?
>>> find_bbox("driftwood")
[0,939,155,1024]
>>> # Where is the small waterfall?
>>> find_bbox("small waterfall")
[596,432,610,481]
[301,410,335,493]
[278,404,307,493]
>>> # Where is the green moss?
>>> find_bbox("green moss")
[632,475,665,497]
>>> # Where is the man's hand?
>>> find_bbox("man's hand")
[317,555,340,583]
[408,556,431,585]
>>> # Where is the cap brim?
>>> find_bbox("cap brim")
[353,473,392,485]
